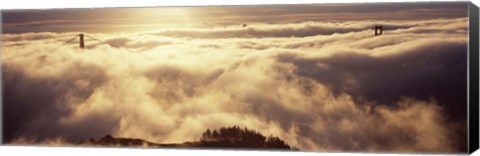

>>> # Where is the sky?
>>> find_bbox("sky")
[2,2,468,33]
[1,1,470,153]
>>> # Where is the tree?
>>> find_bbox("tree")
[202,129,212,140]
[198,125,296,150]
[212,130,220,138]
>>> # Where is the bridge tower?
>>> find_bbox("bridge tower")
[79,33,85,49]
[374,25,383,36]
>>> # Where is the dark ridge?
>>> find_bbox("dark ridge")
[79,126,298,151]
[79,134,164,147]
[197,126,298,150]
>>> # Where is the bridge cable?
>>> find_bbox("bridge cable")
[83,34,141,55]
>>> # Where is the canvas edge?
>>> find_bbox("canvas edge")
[0,8,4,145]
[469,1,480,154]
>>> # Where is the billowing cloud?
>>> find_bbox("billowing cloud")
[1,16,468,153]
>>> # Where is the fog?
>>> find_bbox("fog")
[2,17,468,152]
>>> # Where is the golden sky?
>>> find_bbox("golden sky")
[2,2,468,33]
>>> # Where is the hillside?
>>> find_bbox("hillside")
[80,126,298,151]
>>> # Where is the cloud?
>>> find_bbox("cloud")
[2,32,61,42]
[150,20,417,39]
[102,37,173,51]
[3,61,110,143]
[1,17,468,153]
[276,38,467,107]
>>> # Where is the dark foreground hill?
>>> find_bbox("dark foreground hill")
[79,126,298,151]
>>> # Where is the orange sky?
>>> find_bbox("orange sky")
[2,2,468,33]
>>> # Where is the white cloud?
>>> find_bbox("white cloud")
[1,17,468,153]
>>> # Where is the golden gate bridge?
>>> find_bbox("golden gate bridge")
[51,25,384,52]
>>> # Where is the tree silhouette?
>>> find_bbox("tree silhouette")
[80,125,298,151]
[212,129,220,138]
[202,129,212,140]
[198,126,297,150]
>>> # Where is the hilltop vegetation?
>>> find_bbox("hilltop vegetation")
[197,126,296,150]
[81,126,297,150]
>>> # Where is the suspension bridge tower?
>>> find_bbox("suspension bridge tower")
[374,25,383,36]
[79,33,85,49]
